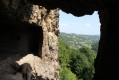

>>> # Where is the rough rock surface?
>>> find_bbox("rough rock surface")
[1,0,119,80]
[0,53,59,80]
[26,0,119,80]
[0,0,59,80]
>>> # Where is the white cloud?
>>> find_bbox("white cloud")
[60,23,68,26]
[86,23,91,26]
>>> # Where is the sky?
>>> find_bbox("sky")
[59,10,100,35]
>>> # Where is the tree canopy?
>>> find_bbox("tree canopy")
[58,37,97,80]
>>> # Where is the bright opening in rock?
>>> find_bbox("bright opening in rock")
[59,10,100,35]
[58,10,101,80]
[59,10,100,51]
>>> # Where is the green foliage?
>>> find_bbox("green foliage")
[91,41,99,53]
[70,47,96,80]
[60,67,78,80]
[58,38,78,80]
[58,33,97,80]
[58,38,72,67]
[59,32,100,50]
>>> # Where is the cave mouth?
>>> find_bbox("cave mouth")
[25,23,43,57]
[0,21,43,60]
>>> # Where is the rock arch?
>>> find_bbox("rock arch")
[27,0,119,80]
[0,0,119,80]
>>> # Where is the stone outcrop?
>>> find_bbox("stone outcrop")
[1,0,119,80]
[26,0,119,80]
[0,53,59,80]
[0,0,59,80]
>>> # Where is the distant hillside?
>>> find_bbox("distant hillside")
[59,32,100,52]
[58,33,97,80]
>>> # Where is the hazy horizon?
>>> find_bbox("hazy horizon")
[60,31,100,36]
[59,10,100,35]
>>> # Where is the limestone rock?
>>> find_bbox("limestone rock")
[0,0,59,80]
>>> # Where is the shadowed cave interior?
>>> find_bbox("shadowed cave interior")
[0,20,43,60]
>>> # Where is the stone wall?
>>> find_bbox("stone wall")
[0,0,60,80]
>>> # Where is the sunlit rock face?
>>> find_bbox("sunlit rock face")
[0,0,59,80]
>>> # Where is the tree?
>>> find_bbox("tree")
[58,37,97,80]
[58,38,78,80]
[70,46,96,80]
[58,38,72,67]
[60,67,78,80]
[91,41,99,53]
